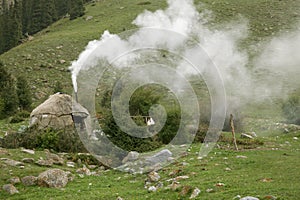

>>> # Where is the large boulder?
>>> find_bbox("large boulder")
[37,169,69,188]
[29,93,89,130]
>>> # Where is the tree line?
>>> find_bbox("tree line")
[0,61,32,118]
[0,0,90,54]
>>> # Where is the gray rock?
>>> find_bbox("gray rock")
[236,155,248,159]
[2,184,19,194]
[76,165,91,176]
[21,176,37,186]
[45,150,64,165]
[148,171,160,182]
[122,151,139,163]
[190,187,201,199]
[240,197,259,200]
[2,159,24,167]
[241,133,254,139]
[38,169,69,188]
[66,161,75,168]
[35,159,53,167]
[85,16,93,21]
[148,186,157,192]
[9,177,21,185]
[145,149,172,165]
[249,132,257,137]
[22,158,35,163]
[21,148,35,155]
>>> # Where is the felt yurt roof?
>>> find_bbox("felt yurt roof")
[30,93,88,117]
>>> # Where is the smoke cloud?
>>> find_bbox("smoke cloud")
[69,0,299,106]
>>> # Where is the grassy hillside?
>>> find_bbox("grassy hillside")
[0,0,299,107]
[0,1,300,199]
[0,131,300,199]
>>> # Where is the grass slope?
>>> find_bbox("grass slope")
[0,131,299,199]
[0,0,299,107]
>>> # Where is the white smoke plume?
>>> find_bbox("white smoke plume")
[69,0,249,95]
[69,0,299,105]
[253,29,300,100]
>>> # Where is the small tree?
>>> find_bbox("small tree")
[16,75,32,110]
[53,81,63,93]
[0,62,19,117]
[69,0,85,20]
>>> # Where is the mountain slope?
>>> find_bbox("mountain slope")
[0,0,299,106]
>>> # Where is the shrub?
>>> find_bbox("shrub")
[9,115,24,123]
[9,111,31,124]
[16,75,32,110]
[1,127,87,153]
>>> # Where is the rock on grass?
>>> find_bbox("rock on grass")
[37,169,69,188]
[2,184,19,195]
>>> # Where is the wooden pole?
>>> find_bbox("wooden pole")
[230,114,239,151]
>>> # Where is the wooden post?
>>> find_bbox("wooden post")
[229,114,238,151]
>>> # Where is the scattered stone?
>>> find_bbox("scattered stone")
[241,133,254,139]
[190,187,201,199]
[76,165,91,176]
[38,169,69,188]
[175,175,189,181]
[122,151,139,163]
[240,196,259,200]
[225,167,232,171]
[236,155,248,159]
[2,184,19,195]
[248,132,258,137]
[263,195,277,199]
[66,161,76,168]
[148,186,157,192]
[21,148,35,155]
[215,182,225,187]
[59,59,66,64]
[9,177,21,185]
[116,197,124,200]
[21,176,37,186]
[85,16,93,21]
[167,181,181,191]
[22,158,35,163]
[88,165,98,170]
[2,159,24,167]
[45,150,64,165]
[35,159,53,167]
[156,181,164,189]
[233,195,242,199]
[293,137,298,140]
[260,178,273,182]
[148,171,160,182]
[180,185,193,196]
[206,188,214,193]
[145,149,172,165]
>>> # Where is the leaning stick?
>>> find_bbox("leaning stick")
[230,114,239,151]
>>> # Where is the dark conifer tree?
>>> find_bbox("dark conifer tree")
[0,61,19,115]
[69,0,85,20]
[16,75,32,110]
